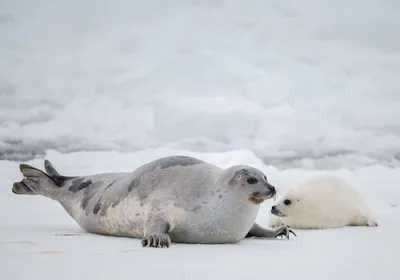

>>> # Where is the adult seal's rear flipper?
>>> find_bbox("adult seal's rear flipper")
[43,159,76,185]
[12,161,74,199]
[44,159,60,176]
[12,181,36,195]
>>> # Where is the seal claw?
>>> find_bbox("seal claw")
[274,225,297,239]
[141,233,171,248]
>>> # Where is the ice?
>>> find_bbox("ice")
[1,0,400,168]
[1,149,399,279]
[1,0,400,278]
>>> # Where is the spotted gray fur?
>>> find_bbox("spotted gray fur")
[93,198,102,214]
[128,177,141,192]
[138,155,205,174]
[69,178,93,193]
[81,192,95,210]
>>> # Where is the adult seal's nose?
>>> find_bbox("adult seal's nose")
[266,183,276,196]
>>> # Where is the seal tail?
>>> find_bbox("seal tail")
[12,160,74,196]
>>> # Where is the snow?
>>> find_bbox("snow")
[1,0,400,278]
[1,0,400,168]
[1,149,399,279]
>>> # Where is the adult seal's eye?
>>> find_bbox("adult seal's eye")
[283,199,291,205]
[247,177,258,184]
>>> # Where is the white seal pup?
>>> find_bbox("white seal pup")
[12,155,295,248]
[269,175,378,229]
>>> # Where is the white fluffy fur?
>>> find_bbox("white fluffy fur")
[268,175,378,229]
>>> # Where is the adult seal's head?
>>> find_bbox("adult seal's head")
[220,165,277,204]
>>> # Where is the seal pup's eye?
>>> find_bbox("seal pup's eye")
[283,199,291,205]
[247,177,258,184]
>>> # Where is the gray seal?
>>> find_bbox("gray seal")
[12,155,296,248]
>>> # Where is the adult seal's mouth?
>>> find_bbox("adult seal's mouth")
[249,192,267,204]
[249,183,277,204]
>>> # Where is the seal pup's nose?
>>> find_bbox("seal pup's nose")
[271,205,280,215]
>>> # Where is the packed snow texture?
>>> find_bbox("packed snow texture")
[1,0,400,168]
[1,1,399,279]
[1,149,399,279]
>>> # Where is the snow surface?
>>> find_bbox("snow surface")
[1,0,400,168]
[1,0,400,279]
[1,149,399,279]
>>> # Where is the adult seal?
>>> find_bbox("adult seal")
[12,155,296,248]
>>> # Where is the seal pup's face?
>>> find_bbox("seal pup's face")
[226,166,276,205]
[271,193,301,217]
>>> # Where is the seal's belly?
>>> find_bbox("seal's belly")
[169,207,259,244]
[74,197,146,238]
[169,226,247,244]
[60,172,148,238]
